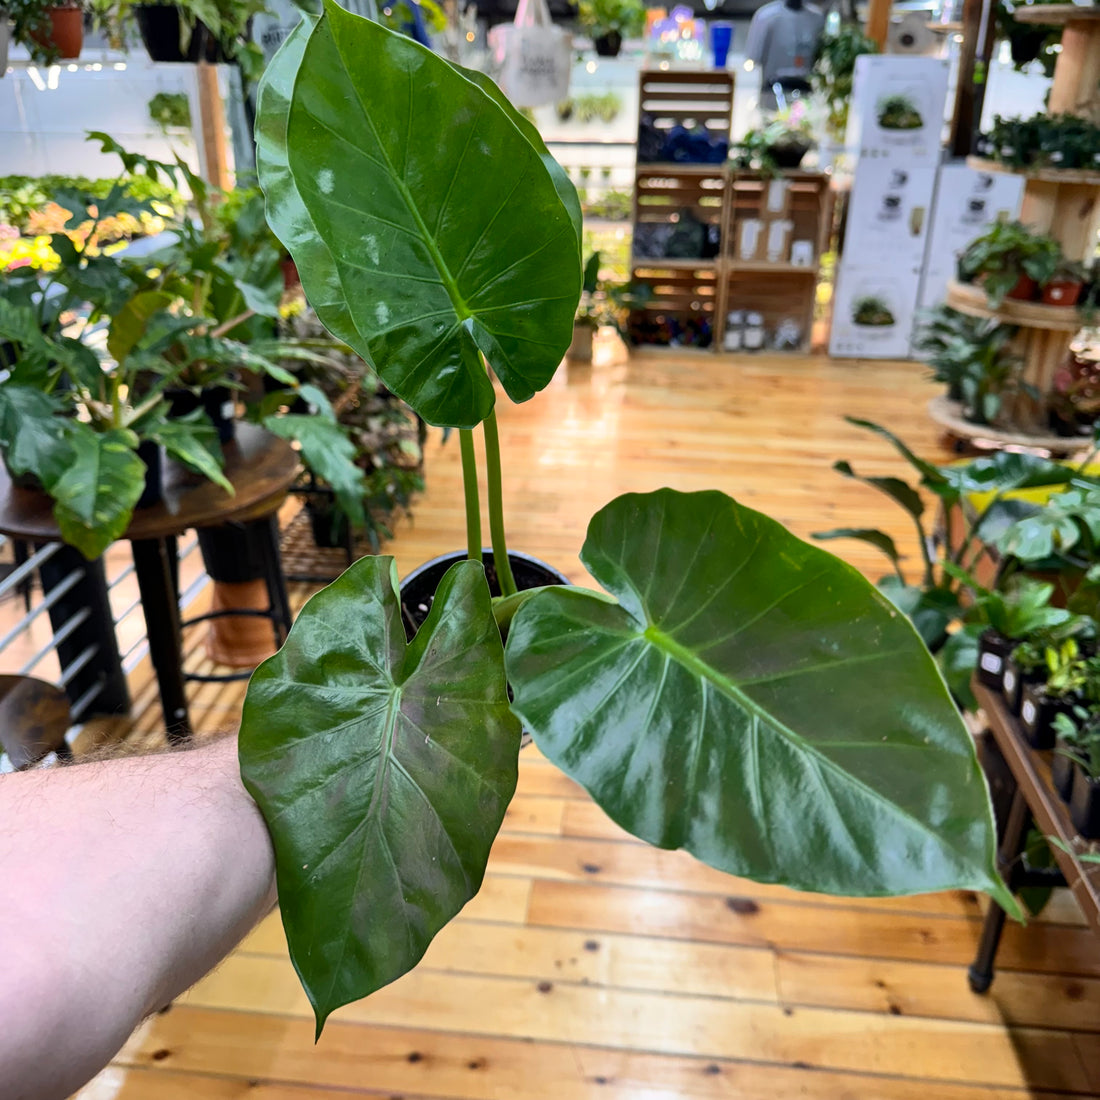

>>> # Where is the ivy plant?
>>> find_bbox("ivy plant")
[239,2,1017,1037]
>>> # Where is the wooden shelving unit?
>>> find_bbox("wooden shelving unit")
[933,5,1099,442]
[627,71,830,354]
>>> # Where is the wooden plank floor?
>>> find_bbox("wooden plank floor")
[77,340,1100,1098]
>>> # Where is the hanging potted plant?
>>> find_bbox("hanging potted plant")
[236,5,1016,1037]
[578,0,643,57]
[10,0,83,61]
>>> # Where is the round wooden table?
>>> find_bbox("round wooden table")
[0,423,300,740]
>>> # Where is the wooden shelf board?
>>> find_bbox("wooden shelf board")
[927,395,1089,454]
[966,156,1100,187]
[727,261,818,274]
[1013,4,1100,25]
[946,281,1084,333]
[975,681,1100,936]
[635,162,726,176]
[630,258,717,271]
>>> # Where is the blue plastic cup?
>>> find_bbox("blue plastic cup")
[710,22,733,68]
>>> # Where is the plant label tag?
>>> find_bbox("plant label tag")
[221,400,236,421]
[980,652,1002,675]
[1003,669,1016,694]
[1022,699,1036,725]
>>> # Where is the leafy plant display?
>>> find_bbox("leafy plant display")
[814,418,1079,702]
[876,94,923,131]
[0,133,363,558]
[914,306,1021,411]
[578,0,645,37]
[957,220,1063,307]
[148,91,192,133]
[812,24,878,141]
[240,4,1016,1037]
[851,295,895,327]
[981,111,1100,172]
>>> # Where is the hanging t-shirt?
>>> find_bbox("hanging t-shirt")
[744,1,825,89]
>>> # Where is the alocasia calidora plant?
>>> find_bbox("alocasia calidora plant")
[238,0,1019,1037]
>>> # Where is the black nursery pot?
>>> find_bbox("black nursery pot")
[768,140,810,169]
[977,629,1014,690]
[166,385,236,444]
[1019,683,1074,751]
[399,549,569,642]
[1001,656,1043,716]
[1051,739,1076,802]
[135,439,163,510]
[593,31,622,57]
[135,4,226,62]
[1070,766,1100,839]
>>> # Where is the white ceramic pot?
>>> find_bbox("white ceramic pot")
[0,22,11,78]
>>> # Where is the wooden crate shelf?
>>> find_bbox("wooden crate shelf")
[628,72,830,354]
[946,281,1083,332]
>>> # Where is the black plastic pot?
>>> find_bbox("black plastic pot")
[166,385,236,444]
[1052,739,1075,802]
[134,4,226,62]
[1009,27,1047,67]
[593,31,622,57]
[1020,683,1075,751]
[977,629,1013,690]
[135,439,163,510]
[1070,765,1100,839]
[399,549,569,642]
[768,140,811,169]
[197,522,270,584]
[307,495,349,549]
[1001,657,1043,716]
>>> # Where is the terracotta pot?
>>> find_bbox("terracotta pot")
[31,6,84,60]
[1005,273,1038,302]
[1041,280,1082,307]
[204,579,278,667]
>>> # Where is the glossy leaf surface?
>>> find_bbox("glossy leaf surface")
[255,0,581,428]
[506,489,1013,908]
[239,557,520,1034]
[50,427,144,560]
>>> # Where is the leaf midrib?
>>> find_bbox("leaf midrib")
[336,34,471,326]
[641,622,980,864]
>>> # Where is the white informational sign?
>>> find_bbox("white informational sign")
[830,264,925,360]
[916,164,1025,320]
[843,160,939,270]
[830,56,950,359]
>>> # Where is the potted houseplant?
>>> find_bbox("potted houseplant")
[569,251,601,362]
[237,6,1016,1036]
[1006,618,1094,716]
[1020,637,1085,750]
[913,305,1019,406]
[958,220,1062,307]
[577,0,643,57]
[9,0,83,61]
[1066,718,1100,839]
[732,104,816,175]
[811,24,877,144]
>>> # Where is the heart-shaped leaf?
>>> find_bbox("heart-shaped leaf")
[239,557,521,1035]
[255,0,581,428]
[506,489,1013,910]
[50,426,144,560]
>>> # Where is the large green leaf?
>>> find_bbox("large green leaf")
[263,413,367,529]
[505,489,1014,910]
[0,385,73,487]
[258,0,581,428]
[239,557,520,1034]
[148,414,233,495]
[50,426,144,560]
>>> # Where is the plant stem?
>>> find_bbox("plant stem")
[458,428,482,564]
[483,409,517,597]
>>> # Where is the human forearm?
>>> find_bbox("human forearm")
[0,735,276,1099]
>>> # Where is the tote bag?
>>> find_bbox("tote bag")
[496,0,572,108]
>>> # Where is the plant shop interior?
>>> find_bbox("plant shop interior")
[3,0,1100,1095]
